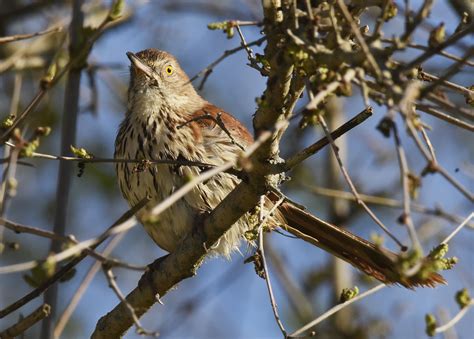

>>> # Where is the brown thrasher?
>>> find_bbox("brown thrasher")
[114,48,444,288]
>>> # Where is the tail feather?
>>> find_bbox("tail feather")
[277,200,446,288]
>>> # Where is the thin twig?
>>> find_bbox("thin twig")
[305,70,356,111]
[289,284,386,337]
[418,70,474,97]
[401,23,474,71]
[54,232,129,338]
[441,212,474,245]
[104,267,159,337]
[284,107,372,170]
[420,47,474,98]
[307,186,474,228]
[403,121,473,201]
[381,38,474,67]
[265,242,314,321]
[258,196,286,337]
[425,93,474,122]
[0,218,145,271]
[234,24,263,75]
[0,2,124,144]
[391,122,422,250]
[314,102,406,250]
[335,0,382,80]
[5,141,216,168]
[0,74,22,243]
[0,197,149,319]
[416,104,474,132]
[0,25,63,44]
[189,37,266,89]
[434,301,474,335]
[0,304,51,338]
[0,218,137,275]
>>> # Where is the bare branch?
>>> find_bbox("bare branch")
[0,304,51,338]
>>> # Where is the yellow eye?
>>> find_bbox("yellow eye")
[165,65,174,75]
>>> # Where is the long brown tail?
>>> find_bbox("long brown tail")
[277,200,445,288]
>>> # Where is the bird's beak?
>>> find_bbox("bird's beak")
[126,51,159,82]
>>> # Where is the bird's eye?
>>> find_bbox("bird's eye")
[165,65,174,75]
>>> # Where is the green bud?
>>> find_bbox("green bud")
[108,0,124,21]
[41,62,57,88]
[425,314,436,336]
[428,23,445,48]
[207,21,228,31]
[0,114,15,129]
[455,288,471,309]
[70,145,93,159]
[226,26,234,39]
[465,85,474,107]
[370,232,385,247]
[382,1,398,21]
[23,256,57,288]
[340,286,359,303]
[429,243,448,260]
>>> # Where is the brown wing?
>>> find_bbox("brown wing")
[188,103,253,146]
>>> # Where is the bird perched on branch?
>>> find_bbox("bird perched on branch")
[115,48,446,288]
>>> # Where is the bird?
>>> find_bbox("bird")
[114,48,445,288]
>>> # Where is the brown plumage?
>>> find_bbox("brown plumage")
[115,48,445,288]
